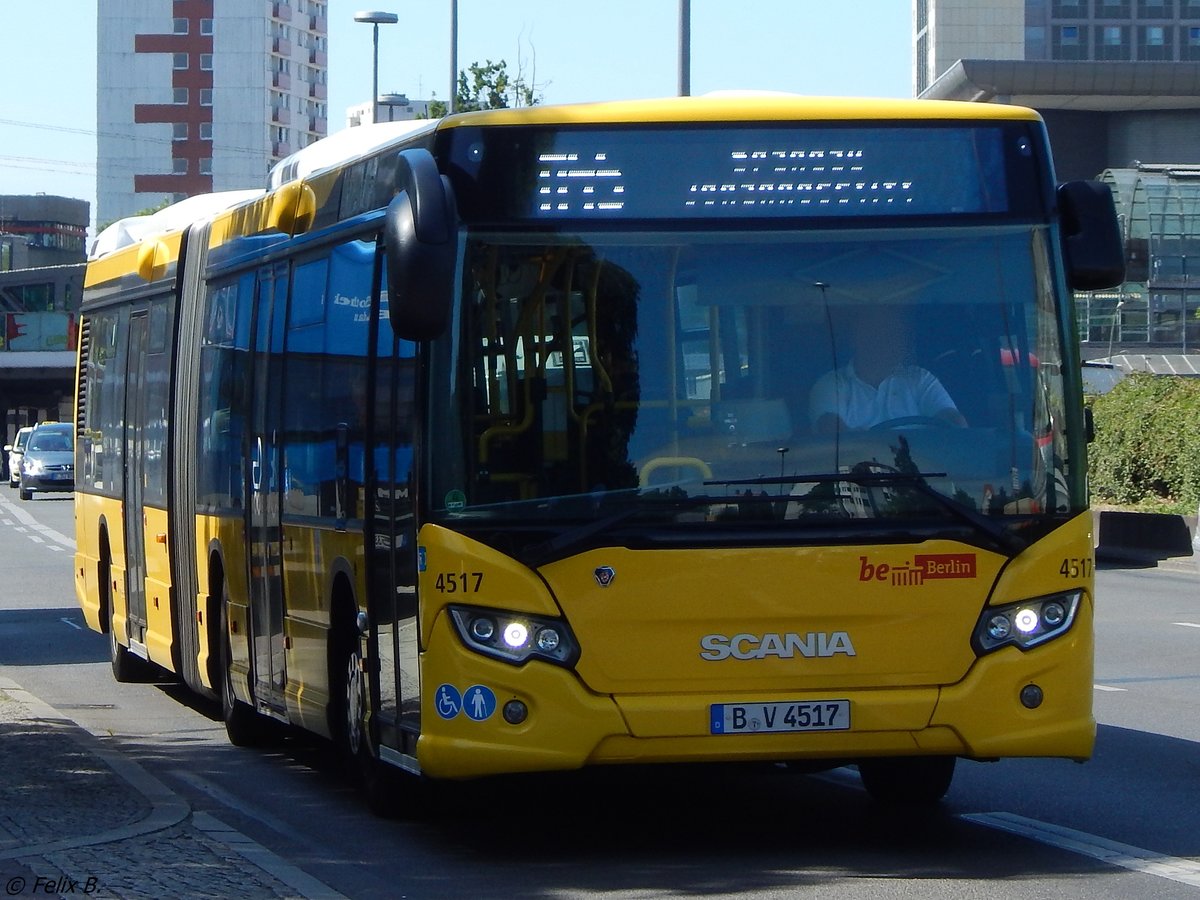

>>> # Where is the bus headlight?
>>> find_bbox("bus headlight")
[449,606,579,667]
[973,590,1082,654]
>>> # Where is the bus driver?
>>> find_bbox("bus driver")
[808,304,967,433]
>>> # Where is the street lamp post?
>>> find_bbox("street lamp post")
[449,0,458,114]
[354,11,399,124]
[678,0,691,97]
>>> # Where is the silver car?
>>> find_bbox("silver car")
[18,423,74,501]
[5,426,33,488]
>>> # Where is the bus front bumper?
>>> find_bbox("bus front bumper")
[412,610,1094,780]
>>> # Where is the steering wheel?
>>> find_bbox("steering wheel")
[868,415,953,432]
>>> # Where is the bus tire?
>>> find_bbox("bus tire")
[328,617,413,817]
[327,618,356,759]
[220,595,274,747]
[857,756,956,805]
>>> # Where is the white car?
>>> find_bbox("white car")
[5,426,33,488]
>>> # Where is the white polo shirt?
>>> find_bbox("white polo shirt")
[808,361,959,430]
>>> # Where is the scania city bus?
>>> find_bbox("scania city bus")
[75,95,1123,809]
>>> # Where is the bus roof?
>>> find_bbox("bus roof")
[267,119,437,190]
[436,93,1044,129]
[84,94,1046,291]
[89,189,265,261]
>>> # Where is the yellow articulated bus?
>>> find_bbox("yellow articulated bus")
[75,95,1124,809]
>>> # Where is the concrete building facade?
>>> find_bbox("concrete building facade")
[915,0,1200,94]
[914,0,1200,366]
[0,196,89,273]
[98,0,329,226]
[0,195,87,449]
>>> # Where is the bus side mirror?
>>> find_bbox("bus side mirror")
[1057,180,1125,292]
[385,148,457,341]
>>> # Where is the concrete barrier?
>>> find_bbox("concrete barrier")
[1094,510,1196,563]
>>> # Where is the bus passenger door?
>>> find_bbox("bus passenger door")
[370,316,420,755]
[247,263,288,710]
[121,312,150,654]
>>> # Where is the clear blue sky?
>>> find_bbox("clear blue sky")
[0,1,913,233]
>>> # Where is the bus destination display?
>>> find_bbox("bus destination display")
[447,125,1029,222]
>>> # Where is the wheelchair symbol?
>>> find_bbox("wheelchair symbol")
[435,683,462,719]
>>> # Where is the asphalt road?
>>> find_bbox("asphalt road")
[1,489,1198,899]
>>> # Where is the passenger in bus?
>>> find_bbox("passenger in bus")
[808,304,967,432]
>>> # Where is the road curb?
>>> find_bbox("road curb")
[0,677,346,899]
[0,677,190,861]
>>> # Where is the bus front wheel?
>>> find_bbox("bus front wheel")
[857,756,956,805]
[330,620,416,817]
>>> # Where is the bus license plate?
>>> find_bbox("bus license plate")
[710,700,850,734]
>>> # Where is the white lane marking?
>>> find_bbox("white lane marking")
[171,769,310,844]
[0,492,75,549]
[822,769,1200,888]
[191,811,349,900]
[1094,684,1128,692]
[1173,622,1200,629]
[60,617,83,630]
[963,812,1200,888]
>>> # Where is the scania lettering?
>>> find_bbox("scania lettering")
[699,632,858,660]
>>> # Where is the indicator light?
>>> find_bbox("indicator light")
[986,615,1012,642]
[535,628,561,653]
[470,617,495,641]
[1041,601,1066,628]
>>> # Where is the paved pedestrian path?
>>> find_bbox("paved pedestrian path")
[0,678,346,900]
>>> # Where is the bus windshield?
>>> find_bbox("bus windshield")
[426,223,1075,556]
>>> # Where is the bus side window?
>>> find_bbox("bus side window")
[198,277,251,510]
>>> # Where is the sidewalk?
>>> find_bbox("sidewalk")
[0,677,345,900]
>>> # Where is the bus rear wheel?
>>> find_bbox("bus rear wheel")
[857,756,956,805]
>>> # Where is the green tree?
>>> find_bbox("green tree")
[427,58,541,118]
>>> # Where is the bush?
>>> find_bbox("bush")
[1088,373,1200,512]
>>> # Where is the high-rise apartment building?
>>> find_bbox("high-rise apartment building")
[914,0,1200,94]
[98,0,328,225]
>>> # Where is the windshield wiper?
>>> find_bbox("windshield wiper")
[523,469,1025,568]
[523,506,647,569]
[706,470,1027,556]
